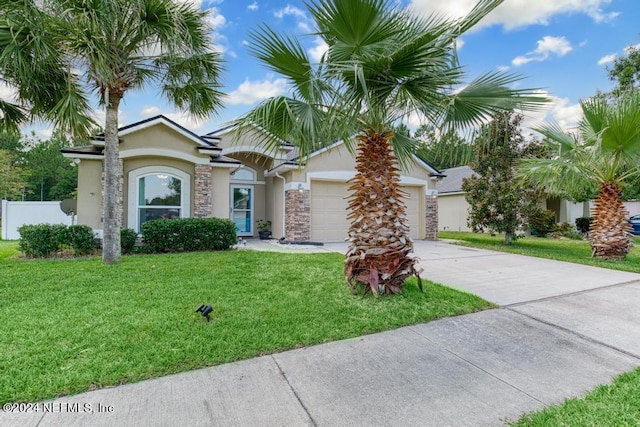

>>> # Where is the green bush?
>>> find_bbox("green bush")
[18,224,70,257]
[121,228,138,254]
[528,208,556,237]
[67,225,96,255]
[575,216,593,234]
[141,217,236,253]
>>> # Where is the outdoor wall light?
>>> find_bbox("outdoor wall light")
[298,183,304,193]
[195,304,213,322]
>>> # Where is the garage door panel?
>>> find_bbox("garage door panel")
[310,180,422,242]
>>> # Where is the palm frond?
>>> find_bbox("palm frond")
[440,72,547,129]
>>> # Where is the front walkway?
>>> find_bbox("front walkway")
[4,240,640,426]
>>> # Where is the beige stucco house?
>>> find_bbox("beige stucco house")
[436,165,591,232]
[63,115,443,242]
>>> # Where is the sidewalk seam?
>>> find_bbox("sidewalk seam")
[504,279,640,308]
[407,327,548,406]
[507,308,640,361]
[271,356,318,427]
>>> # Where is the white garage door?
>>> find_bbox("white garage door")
[309,180,423,242]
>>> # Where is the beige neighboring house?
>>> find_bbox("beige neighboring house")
[62,115,444,242]
[436,165,591,232]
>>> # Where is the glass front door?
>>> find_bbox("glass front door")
[231,186,253,235]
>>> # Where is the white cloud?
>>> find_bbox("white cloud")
[274,5,306,19]
[205,7,226,29]
[624,43,640,54]
[497,65,510,72]
[248,2,258,11]
[597,54,617,66]
[140,106,161,116]
[0,81,19,103]
[225,78,288,105]
[274,5,311,32]
[408,0,618,31]
[37,128,54,139]
[455,38,465,50]
[308,38,328,63]
[512,36,573,67]
[519,91,582,133]
[140,105,208,130]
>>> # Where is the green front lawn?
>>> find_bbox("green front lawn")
[512,368,640,426]
[0,242,491,404]
[438,231,640,274]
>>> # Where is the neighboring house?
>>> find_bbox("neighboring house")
[62,115,443,242]
[436,165,590,232]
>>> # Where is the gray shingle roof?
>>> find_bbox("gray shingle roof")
[437,165,474,194]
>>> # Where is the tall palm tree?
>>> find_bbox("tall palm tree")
[520,90,640,260]
[238,0,546,295]
[0,0,224,264]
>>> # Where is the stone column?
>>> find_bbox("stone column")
[194,164,213,218]
[425,195,438,241]
[285,189,310,241]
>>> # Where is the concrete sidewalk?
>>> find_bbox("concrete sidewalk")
[4,241,640,426]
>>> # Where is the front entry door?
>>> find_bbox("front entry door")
[231,186,253,236]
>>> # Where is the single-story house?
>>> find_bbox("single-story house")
[62,115,444,242]
[437,165,591,232]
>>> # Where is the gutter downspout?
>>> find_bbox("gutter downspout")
[274,172,286,239]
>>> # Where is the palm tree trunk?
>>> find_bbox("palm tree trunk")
[102,91,122,265]
[590,182,632,260]
[344,129,421,295]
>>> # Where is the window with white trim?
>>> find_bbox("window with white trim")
[231,166,256,181]
[128,166,191,232]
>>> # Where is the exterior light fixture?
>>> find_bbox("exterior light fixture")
[195,304,213,322]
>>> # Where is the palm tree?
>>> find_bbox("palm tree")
[0,1,95,135]
[519,90,640,260]
[0,0,224,264]
[238,0,546,295]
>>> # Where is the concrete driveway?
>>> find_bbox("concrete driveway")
[4,239,640,426]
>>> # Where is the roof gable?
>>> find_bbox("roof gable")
[91,115,213,148]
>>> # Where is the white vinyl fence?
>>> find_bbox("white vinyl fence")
[1,200,73,240]
[624,201,640,216]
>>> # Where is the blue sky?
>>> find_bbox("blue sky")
[12,0,640,137]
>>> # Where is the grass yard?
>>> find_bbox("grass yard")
[438,231,640,274]
[0,240,491,405]
[512,368,640,426]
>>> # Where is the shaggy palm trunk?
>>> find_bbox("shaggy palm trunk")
[344,130,422,295]
[590,182,632,260]
[102,91,122,265]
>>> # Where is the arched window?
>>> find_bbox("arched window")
[231,166,256,181]
[128,167,190,231]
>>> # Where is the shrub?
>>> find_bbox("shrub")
[141,217,236,253]
[18,224,70,257]
[528,208,556,237]
[575,216,593,234]
[67,225,97,255]
[121,228,138,254]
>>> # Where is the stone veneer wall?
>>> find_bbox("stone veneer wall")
[285,189,310,241]
[425,196,438,241]
[194,164,213,218]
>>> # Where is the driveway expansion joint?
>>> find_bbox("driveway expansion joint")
[507,308,640,361]
[408,324,549,406]
[503,279,640,308]
[271,355,318,427]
